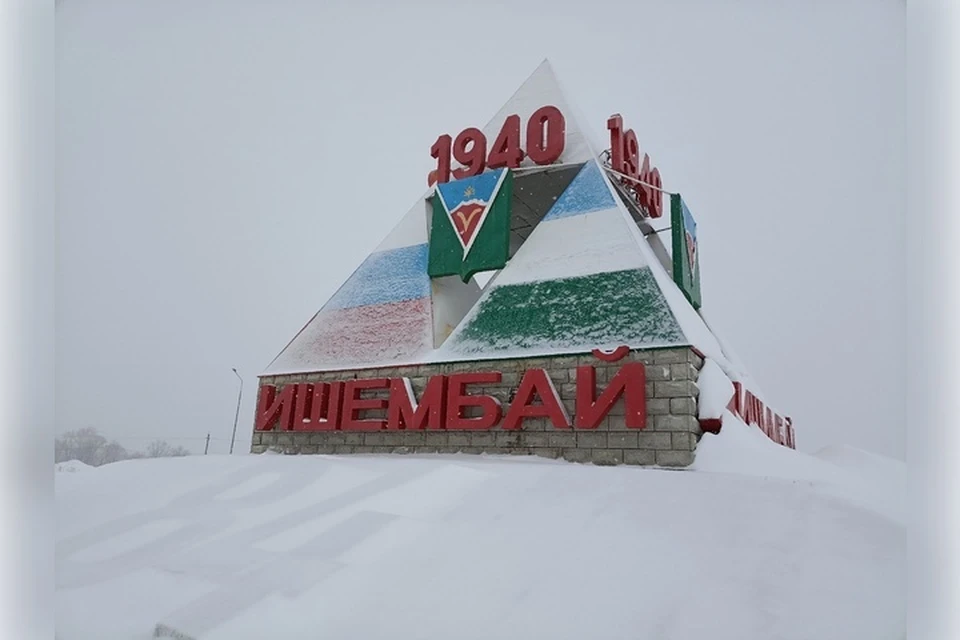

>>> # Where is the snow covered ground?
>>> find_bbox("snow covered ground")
[56,424,905,640]
[56,459,94,473]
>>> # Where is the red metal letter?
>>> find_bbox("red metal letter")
[326,381,344,430]
[488,114,525,169]
[648,167,663,218]
[446,372,502,430]
[290,383,313,431]
[290,383,338,432]
[743,391,755,425]
[308,383,331,429]
[503,368,570,430]
[451,127,487,179]
[727,381,742,418]
[387,376,447,430]
[255,384,297,431]
[637,153,654,213]
[623,129,639,178]
[341,378,390,431]
[607,114,624,174]
[527,106,565,165]
[575,363,647,429]
[429,134,452,186]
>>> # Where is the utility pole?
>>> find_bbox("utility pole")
[230,368,243,454]
[204,433,210,455]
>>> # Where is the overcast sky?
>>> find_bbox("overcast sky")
[55,0,905,459]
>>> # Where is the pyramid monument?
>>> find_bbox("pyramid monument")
[253,60,794,466]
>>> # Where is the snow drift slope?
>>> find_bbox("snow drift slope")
[695,412,906,525]
[56,459,93,473]
[56,446,904,640]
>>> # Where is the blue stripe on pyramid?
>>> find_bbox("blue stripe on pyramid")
[325,243,430,310]
[542,161,617,221]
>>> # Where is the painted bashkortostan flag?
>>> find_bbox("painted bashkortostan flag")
[428,168,513,283]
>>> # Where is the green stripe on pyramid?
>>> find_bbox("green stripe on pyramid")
[449,268,686,354]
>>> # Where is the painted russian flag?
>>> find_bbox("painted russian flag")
[266,219,434,374]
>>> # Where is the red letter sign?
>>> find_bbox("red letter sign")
[297,383,336,431]
[256,384,297,431]
[606,114,663,218]
[487,114,525,169]
[451,127,487,180]
[575,363,647,429]
[503,368,570,430]
[429,107,567,186]
[341,378,390,431]
[526,106,566,165]
[387,376,447,430]
[445,372,502,430]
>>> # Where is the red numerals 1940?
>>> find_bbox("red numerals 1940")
[607,114,663,218]
[428,106,566,186]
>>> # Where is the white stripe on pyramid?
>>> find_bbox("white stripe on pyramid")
[494,203,647,286]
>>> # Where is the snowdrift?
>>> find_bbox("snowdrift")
[56,460,93,473]
[56,433,905,640]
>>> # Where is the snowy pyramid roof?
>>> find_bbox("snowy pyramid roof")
[264,60,735,378]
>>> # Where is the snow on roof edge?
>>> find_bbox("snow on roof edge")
[258,339,693,378]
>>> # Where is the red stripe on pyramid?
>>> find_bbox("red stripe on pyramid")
[279,298,432,370]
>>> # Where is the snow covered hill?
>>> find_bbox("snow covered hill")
[55,425,905,640]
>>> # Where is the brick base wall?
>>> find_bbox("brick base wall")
[253,347,704,467]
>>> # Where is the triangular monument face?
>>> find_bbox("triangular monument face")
[265,60,708,375]
[256,60,798,462]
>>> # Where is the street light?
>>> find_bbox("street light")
[230,367,244,454]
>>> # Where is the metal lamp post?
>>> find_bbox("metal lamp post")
[230,367,243,454]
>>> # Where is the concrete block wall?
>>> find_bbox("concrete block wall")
[253,347,704,467]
